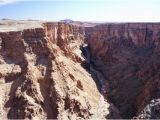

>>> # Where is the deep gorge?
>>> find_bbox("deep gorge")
[0,21,160,119]
[85,23,160,119]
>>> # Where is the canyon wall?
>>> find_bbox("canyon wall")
[0,22,120,119]
[85,23,160,118]
[44,22,85,62]
[1,21,160,119]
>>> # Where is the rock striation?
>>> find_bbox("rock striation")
[1,20,160,119]
[0,21,118,119]
[85,23,160,118]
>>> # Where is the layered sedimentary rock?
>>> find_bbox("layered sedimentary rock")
[1,20,160,119]
[85,23,160,118]
[44,22,85,62]
[0,21,120,119]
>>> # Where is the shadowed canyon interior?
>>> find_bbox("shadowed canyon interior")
[0,20,160,119]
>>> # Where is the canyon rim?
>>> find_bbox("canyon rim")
[0,19,160,119]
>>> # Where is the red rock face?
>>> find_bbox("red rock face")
[44,22,85,62]
[0,22,118,119]
[1,21,160,119]
[0,28,58,119]
[85,23,160,118]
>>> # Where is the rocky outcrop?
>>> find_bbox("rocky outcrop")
[0,22,117,119]
[44,22,85,62]
[1,20,160,119]
[85,23,160,118]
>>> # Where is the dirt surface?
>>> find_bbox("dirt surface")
[0,19,43,32]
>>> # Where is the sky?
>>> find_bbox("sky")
[0,0,160,22]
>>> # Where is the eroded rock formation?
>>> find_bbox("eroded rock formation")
[85,23,160,118]
[0,20,160,119]
[0,21,119,119]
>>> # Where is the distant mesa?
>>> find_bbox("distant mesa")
[60,19,74,23]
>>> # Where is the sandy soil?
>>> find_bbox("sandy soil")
[0,19,44,32]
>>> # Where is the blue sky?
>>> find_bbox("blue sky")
[0,0,160,22]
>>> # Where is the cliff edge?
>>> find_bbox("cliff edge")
[1,20,160,119]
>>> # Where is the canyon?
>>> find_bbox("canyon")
[0,20,160,119]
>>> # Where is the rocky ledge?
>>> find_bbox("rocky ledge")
[0,20,119,119]
[0,20,160,119]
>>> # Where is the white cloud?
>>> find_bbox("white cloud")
[0,0,54,5]
[0,0,45,5]
[0,0,18,5]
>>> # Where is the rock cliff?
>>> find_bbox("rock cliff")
[85,23,160,118]
[0,21,119,119]
[1,20,160,119]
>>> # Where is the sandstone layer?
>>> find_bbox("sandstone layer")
[1,20,160,119]
[0,20,120,119]
[85,23,160,118]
